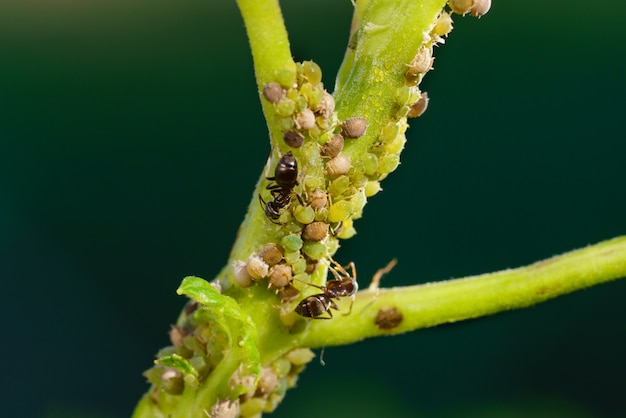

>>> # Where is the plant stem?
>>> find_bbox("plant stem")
[236,0,295,153]
[335,0,447,159]
[300,236,626,347]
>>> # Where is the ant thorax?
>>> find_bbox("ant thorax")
[294,260,358,320]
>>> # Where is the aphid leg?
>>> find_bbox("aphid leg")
[329,221,344,236]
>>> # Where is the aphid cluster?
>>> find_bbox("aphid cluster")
[250,48,429,321]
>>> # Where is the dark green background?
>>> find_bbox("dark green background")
[1,1,625,417]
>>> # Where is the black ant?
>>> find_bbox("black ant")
[259,151,303,222]
[294,260,358,319]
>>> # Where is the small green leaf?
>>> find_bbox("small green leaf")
[156,353,198,378]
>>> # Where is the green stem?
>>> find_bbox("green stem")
[133,1,626,416]
[300,236,626,347]
[335,0,448,159]
[236,0,295,152]
[236,0,293,87]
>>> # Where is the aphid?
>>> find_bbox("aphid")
[263,82,285,104]
[302,221,329,242]
[341,117,367,139]
[407,92,429,118]
[295,260,358,319]
[320,133,344,158]
[259,152,302,222]
[283,131,305,148]
[325,154,351,176]
[375,306,403,330]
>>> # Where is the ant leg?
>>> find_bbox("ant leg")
[343,262,358,316]
[344,295,355,316]
[328,299,340,318]
[346,261,356,282]
[292,276,326,291]
[295,191,305,206]
[328,257,355,280]
[328,264,343,281]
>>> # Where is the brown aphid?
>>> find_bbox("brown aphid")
[209,399,239,418]
[184,300,200,316]
[268,263,292,289]
[256,367,279,396]
[247,255,269,279]
[258,243,284,266]
[283,131,305,148]
[307,188,328,210]
[321,133,344,158]
[326,154,351,176]
[316,91,335,118]
[341,117,367,139]
[407,92,429,118]
[263,82,285,104]
[233,260,254,288]
[470,0,491,17]
[302,221,329,241]
[161,367,185,395]
[295,108,316,130]
[280,283,301,302]
[304,255,318,274]
[169,325,186,347]
[406,47,433,78]
[375,306,403,330]
[448,0,472,15]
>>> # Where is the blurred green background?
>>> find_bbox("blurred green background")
[1,1,625,417]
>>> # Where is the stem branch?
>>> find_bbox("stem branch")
[301,236,626,347]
